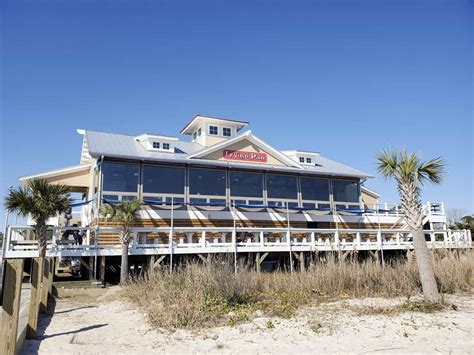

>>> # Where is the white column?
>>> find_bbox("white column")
[429,232,435,247]
[201,231,206,246]
[187,232,193,244]
[334,231,339,247]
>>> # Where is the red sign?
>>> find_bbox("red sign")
[223,149,268,163]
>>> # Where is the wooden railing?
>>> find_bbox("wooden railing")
[3,225,471,259]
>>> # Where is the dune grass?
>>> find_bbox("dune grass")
[122,250,473,330]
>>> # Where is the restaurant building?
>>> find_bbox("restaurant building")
[3,115,470,277]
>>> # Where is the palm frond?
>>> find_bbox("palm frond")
[5,178,71,223]
[101,200,142,229]
[418,157,446,185]
[397,149,420,184]
[5,186,35,216]
[376,149,398,179]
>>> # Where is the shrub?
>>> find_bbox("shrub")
[122,250,474,330]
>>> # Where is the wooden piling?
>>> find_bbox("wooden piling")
[256,252,261,273]
[39,258,51,313]
[1,258,24,355]
[99,256,106,282]
[26,257,43,339]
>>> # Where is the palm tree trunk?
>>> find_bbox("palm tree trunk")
[36,222,48,258]
[120,242,129,284]
[412,228,441,303]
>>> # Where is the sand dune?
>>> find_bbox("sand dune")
[20,287,474,354]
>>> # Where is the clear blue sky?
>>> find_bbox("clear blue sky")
[1,0,473,228]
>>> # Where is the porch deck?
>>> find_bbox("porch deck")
[3,225,472,259]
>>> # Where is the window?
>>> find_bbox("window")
[299,157,305,163]
[230,171,263,198]
[102,162,139,192]
[189,168,226,196]
[152,142,160,149]
[306,157,312,164]
[209,125,218,135]
[223,127,231,137]
[143,165,185,194]
[332,179,360,202]
[163,143,170,150]
[197,127,202,136]
[193,132,197,140]
[300,177,329,201]
[266,174,298,199]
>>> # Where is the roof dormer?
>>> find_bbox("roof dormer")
[180,115,248,147]
[135,134,179,153]
[282,150,321,166]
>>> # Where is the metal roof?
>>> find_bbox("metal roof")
[84,130,372,179]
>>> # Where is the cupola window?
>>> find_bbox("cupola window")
[209,125,218,135]
[223,127,231,137]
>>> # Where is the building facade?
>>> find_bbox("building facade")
[3,115,470,276]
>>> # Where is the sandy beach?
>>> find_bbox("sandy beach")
[20,287,474,354]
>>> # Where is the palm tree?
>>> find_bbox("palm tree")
[101,200,142,283]
[5,179,71,258]
[5,179,71,336]
[377,149,445,303]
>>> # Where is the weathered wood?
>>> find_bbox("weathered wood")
[299,252,305,271]
[80,257,91,271]
[39,258,50,313]
[48,258,55,294]
[26,257,43,339]
[1,258,24,355]
[99,256,106,281]
[152,255,166,268]
[197,254,208,263]
[291,252,306,271]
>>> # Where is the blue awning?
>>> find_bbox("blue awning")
[69,199,94,207]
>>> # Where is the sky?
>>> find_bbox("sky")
[1,0,473,228]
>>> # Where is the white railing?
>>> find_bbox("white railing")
[3,225,471,259]
[363,202,445,217]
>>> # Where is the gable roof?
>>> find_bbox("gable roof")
[81,129,371,179]
[186,130,303,168]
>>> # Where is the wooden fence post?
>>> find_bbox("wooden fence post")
[48,258,55,294]
[1,258,24,355]
[39,258,50,313]
[26,257,43,339]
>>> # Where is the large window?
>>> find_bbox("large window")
[189,168,226,196]
[230,172,263,198]
[102,162,139,193]
[143,165,185,195]
[266,174,298,200]
[332,179,360,202]
[300,177,329,201]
